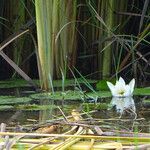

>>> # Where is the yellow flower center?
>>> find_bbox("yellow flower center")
[118,90,125,95]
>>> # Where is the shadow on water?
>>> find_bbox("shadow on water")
[0,87,149,133]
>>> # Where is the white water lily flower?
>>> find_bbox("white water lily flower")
[107,77,135,97]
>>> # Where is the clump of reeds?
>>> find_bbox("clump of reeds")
[35,0,77,91]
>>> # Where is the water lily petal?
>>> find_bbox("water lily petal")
[112,89,119,97]
[107,82,115,96]
[115,80,120,87]
[118,77,126,86]
[128,78,135,94]
[115,77,126,93]
[116,82,126,94]
[124,85,131,96]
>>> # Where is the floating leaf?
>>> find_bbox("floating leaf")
[30,90,84,101]
[87,91,111,98]
[0,79,39,88]
[17,104,57,111]
[0,79,96,89]
[82,103,109,111]
[0,105,14,111]
[134,88,150,96]
[96,79,115,90]
[0,97,33,105]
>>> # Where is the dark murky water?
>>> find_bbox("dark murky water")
[0,88,149,133]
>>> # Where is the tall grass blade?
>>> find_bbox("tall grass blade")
[139,0,149,33]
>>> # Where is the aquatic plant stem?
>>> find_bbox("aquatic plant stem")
[102,0,114,78]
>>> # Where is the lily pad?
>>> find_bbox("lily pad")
[0,79,96,89]
[134,88,150,96]
[87,91,111,98]
[30,90,112,101]
[0,97,33,105]
[143,99,150,102]
[30,92,52,100]
[0,105,14,111]
[96,79,116,91]
[82,103,109,111]
[0,95,15,99]
[30,90,84,101]
[17,104,57,111]
[0,79,39,88]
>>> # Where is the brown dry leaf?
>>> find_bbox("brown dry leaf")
[35,125,58,134]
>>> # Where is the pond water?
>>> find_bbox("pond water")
[0,88,149,134]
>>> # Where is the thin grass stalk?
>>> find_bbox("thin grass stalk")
[115,41,124,78]
[97,0,104,78]
[86,0,129,79]
[130,36,137,80]
[46,0,53,90]
[115,0,129,31]
[12,0,25,78]
[56,0,77,78]
[74,67,97,94]
[3,0,26,78]
[119,24,150,69]
[66,0,77,71]
[58,1,67,76]
[52,0,59,78]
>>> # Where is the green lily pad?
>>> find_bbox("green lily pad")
[53,78,96,88]
[82,103,109,111]
[134,88,150,96]
[0,79,39,88]
[96,79,116,91]
[0,79,96,89]
[143,99,150,104]
[0,95,15,99]
[143,99,150,102]
[30,90,112,101]
[0,97,33,105]
[30,90,84,100]
[30,92,52,100]
[87,91,111,98]
[17,104,57,111]
[0,105,14,111]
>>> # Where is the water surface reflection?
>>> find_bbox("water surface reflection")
[110,97,136,118]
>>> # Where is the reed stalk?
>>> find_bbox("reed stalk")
[0,131,150,149]
[12,0,25,68]
[2,0,27,78]
[102,0,114,78]
[35,0,77,91]
[35,0,54,90]
[55,0,77,78]
[81,0,130,79]
[0,132,150,142]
